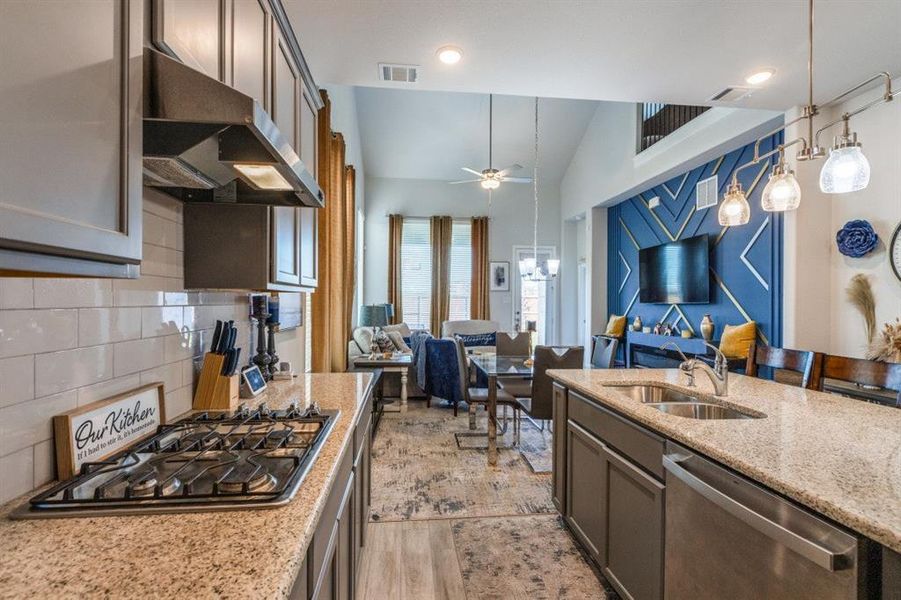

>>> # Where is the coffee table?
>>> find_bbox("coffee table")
[353,354,413,413]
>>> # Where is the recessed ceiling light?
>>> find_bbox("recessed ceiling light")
[437,46,463,65]
[745,69,775,85]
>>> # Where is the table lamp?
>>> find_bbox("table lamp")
[359,304,389,357]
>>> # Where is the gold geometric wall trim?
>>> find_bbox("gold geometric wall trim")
[709,268,769,345]
[661,172,690,200]
[619,217,640,249]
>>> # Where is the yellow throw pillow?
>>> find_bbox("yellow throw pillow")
[605,314,627,337]
[719,322,757,359]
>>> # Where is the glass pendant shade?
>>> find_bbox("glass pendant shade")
[546,259,560,276]
[718,181,751,226]
[819,146,870,193]
[761,166,801,212]
[519,257,536,278]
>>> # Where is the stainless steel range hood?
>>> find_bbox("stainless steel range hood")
[143,48,323,207]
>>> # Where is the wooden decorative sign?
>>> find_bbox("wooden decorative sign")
[53,383,166,480]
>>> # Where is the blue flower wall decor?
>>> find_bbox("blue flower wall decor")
[836,220,879,258]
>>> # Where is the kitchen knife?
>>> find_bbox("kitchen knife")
[229,349,242,376]
[225,326,237,352]
[210,320,223,354]
[216,324,232,354]
[221,349,234,376]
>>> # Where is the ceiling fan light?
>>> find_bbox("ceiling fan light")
[819,145,870,193]
[761,165,801,212]
[481,178,499,190]
[718,181,750,226]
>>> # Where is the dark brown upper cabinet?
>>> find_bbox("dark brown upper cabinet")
[0,0,143,278]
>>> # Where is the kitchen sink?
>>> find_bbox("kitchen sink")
[650,402,761,420]
[610,384,763,420]
[611,384,701,404]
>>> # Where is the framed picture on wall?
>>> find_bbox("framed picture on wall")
[490,261,510,291]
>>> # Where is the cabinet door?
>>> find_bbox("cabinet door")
[602,444,664,600]
[300,86,318,173]
[353,424,371,582]
[336,474,355,600]
[230,0,269,109]
[271,207,301,287]
[565,420,607,563]
[153,0,223,80]
[313,523,338,600]
[0,0,142,276]
[552,383,567,513]
[272,27,300,151]
[299,207,318,288]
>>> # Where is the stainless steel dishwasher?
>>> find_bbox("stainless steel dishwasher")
[663,442,872,600]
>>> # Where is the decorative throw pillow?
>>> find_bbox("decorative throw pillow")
[387,330,411,353]
[605,314,627,337]
[456,332,497,347]
[719,322,757,358]
[353,327,373,353]
[372,329,394,353]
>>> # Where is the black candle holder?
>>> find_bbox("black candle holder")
[252,312,271,380]
[266,321,279,378]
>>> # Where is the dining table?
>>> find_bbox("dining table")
[468,353,533,466]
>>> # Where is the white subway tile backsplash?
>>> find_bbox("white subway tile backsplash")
[0,309,78,359]
[140,361,183,394]
[113,337,166,377]
[35,345,113,398]
[0,278,33,309]
[76,374,142,407]
[78,307,142,346]
[33,279,112,309]
[0,390,77,457]
[33,439,55,487]
[143,212,180,250]
[141,306,185,338]
[164,386,192,420]
[112,276,170,307]
[144,188,183,224]
[163,330,207,363]
[0,355,34,408]
[141,244,183,278]
[0,447,34,504]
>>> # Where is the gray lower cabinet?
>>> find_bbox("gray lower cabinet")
[0,0,143,278]
[552,383,567,512]
[184,203,316,291]
[560,388,665,600]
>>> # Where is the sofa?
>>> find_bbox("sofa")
[347,323,427,399]
[441,320,499,354]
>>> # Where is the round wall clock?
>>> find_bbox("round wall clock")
[891,222,901,282]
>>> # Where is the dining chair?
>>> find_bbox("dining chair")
[745,342,822,389]
[513,346,584,431]
[590,335,619,369]
[496,331,531,356]
[452,337,522,441]
[819,354,901,408]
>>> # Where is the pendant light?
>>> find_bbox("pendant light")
[761,153,802,211]
[819,117,871,193]
[518,98,558,281]
[718,179,751,226]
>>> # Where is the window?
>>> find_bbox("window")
[400,219,432,330]
[448,220,472,322]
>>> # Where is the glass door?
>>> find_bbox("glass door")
[512,246,558,346]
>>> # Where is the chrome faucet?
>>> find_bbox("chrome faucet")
[660,342,697,388]
[660,341,729,396]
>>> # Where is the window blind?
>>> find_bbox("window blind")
[400,219,432,330]
[448,220,472,322]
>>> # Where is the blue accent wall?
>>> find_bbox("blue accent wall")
[607,134,784,348]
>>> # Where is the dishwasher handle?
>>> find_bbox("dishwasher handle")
[663,453,856,572]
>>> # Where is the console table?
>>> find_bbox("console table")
[625,331,743,371]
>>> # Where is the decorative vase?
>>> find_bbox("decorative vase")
[700,314,715,342]
[633,316,642,332]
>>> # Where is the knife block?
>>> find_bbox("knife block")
[192,353,240,411]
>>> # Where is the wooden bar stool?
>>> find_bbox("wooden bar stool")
[745,342,822,390]
[819,354,901,408]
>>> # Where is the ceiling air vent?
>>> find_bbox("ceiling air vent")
[708,86,752,102]
[696,175,718,209]
[379,63,419,83]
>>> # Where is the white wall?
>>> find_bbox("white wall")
[784,86,901,357]
[363,176,561,332]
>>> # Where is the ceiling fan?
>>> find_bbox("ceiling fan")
[449,94,532,190]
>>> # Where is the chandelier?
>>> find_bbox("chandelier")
[719,0,894,227]
[519,97,560,281]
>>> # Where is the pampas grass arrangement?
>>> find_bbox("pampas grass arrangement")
[846,274,876,344]
[867,319,901,363]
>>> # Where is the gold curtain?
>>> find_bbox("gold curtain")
[430,216,452,335]
[387,214,404,324]
[312,91,356,373]
[470,216,490,320]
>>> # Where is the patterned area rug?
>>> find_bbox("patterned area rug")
[370,404,555,522]
[452,515,613,599]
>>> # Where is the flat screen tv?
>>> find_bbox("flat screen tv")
[639,234,710,304]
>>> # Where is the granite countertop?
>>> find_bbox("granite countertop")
[547,368,901,554]
[0,372,374,600]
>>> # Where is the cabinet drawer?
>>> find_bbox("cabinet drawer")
[311,443,353,586]
[568,390,664,479]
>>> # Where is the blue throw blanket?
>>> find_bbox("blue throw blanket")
[424,338,463,406]
[409,331,432,386]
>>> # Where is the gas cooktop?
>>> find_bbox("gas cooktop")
[15,401,336,518]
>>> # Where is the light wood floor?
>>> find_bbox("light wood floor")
[357,520,467,600]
